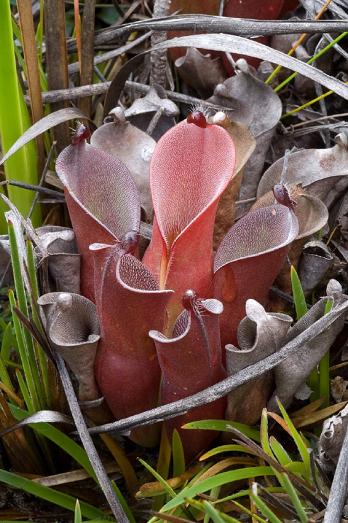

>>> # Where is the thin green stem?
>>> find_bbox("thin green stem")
[319,299,333,407]
[275,32,348,93]
[281,85,348,118]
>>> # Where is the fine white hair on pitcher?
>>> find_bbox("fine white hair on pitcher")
[188,103,211,119]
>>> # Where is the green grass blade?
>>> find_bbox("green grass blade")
[112,482,137,523]
[26,240,50,406]
[0,354,14,392]
[269,436,292,467]
[8,290,34,411]
[274,32,348,93]
[172,429,186,477]
[200,444,254,460]
[1,322,16,361]
[0,468,106,520]
[0,0,39,225]
[187,498,243,523]
[250,491,282,523]
[319,299,333,407]
[7,220,44,409]
[183,419,260,442]
[160,467,273,512]
[202,501,226,523]
[290,265,320,396]
[74,500,82,523]
[276,400,311,480]
[139,458,177,499]
[290,266,308,320]
[15,369,32,410]
[226,498,268,523]
[280,473,308,523]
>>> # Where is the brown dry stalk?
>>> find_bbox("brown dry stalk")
[44,0,70,150]
[17,0,44,168]
[150,0,172,87]
[79,0,96,117]
[74,0,82,67]
[287,0,334,58]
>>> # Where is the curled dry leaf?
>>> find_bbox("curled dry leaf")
[91,244,173,447]
[38,292,101,404]
[150,295,225,458]
[36,226,80,293]
[252,186,329,240]
[268,280,348,410]
[225,299,292,425]
[298,240,334,294]
[257,134,348,208]
[56,135,141,301]
[91,108,156,220]
[125,86,179,141]
[214,203,299,346]
[319,402,348,473]
[175,48,226,98]
[211,112,256,247]
[208,64,282,201]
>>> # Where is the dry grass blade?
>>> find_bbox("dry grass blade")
[136,465,201,498]
[0,410,74,437]
[32,462,120,487]
[0,107,89,167]
[68,15,348,51]
[292,402,348,428]
[87,301,348,437]
[68,31,152,74]
[17,0,44,168]
[29,80,229,114]
[104,34,348,115]
[154,35,348,100]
